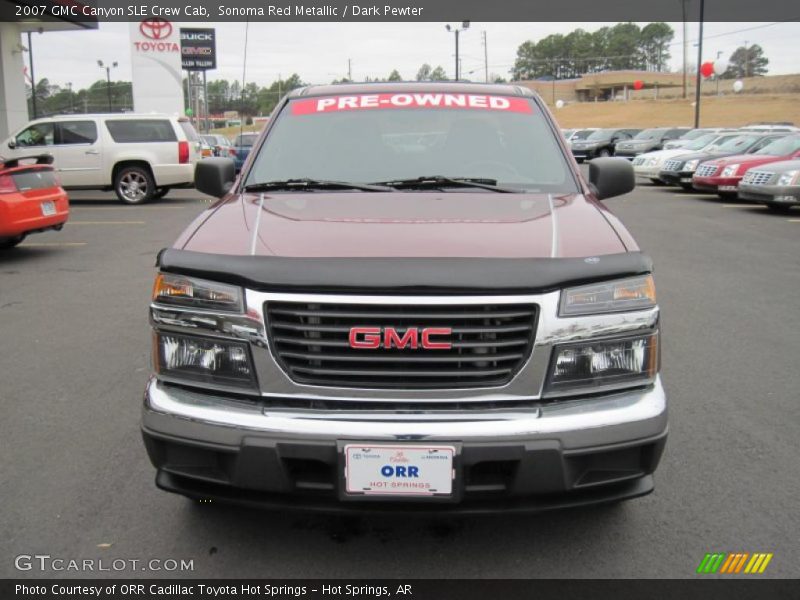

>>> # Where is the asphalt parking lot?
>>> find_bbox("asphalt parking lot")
[1,183,798,579]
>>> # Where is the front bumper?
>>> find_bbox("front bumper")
[142,377,668,513]
[692,175,741,193]
[738,183,800,205]
[659,170,695,187]
[634,165,663,179]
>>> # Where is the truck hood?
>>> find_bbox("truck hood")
[180,191,628,258]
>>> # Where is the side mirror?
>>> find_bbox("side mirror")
[8,140,16,149]
[588,157,635,200]
[195,157,236,198]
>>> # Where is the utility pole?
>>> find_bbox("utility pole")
[681,0,688,99]
[693,0,705,128]
[97,60,118,112]
[67,82,73,112]
[27,31,37,118]
[482,30,488,83]
[348,59,352,81]
[446,22,469,81]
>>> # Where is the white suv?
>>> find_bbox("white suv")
[2,114,200,204]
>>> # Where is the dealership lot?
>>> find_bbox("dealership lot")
[1,184,798,578]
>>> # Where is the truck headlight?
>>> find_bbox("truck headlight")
[155,333,256,388]
[153,272,242,312]
[683,159,699,172]
[721,164,740,177]
[560,275,656,317]
[777,170,799,186]
[546,333,659,393]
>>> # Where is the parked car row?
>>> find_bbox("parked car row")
[649,132,800,212]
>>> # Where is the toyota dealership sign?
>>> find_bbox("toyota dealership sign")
[129,18,183,114]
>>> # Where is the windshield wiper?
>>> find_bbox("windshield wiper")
[243,179,393,193]
[371,176,521,193]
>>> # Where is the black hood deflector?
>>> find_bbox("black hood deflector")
[156,249,652,295]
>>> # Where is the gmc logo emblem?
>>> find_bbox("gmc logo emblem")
[349,327,452,350]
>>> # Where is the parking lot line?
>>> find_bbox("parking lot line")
[19,242,87,247]
[70,205,204,210]
[721,204,767,209]
[788,219,800,222]
[66,221,146,225]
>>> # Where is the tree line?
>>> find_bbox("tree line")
[512,23,675,80]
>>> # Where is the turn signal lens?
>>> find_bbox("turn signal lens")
[560,275,656,317]
[152,272,242,312]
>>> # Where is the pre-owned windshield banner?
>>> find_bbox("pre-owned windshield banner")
[290,94,534,115]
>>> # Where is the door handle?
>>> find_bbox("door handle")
[85,150,100,155]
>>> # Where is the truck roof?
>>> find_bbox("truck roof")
[288,81,538,99]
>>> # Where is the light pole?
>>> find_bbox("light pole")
[445,21,470,80]
[97,59,118,112]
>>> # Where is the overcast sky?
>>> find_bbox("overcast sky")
[25,21,800,89]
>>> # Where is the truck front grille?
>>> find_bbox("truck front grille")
[265,301,538,389]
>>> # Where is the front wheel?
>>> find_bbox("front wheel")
[0,235,26,249]
[650,178,664,185]
[598,149,611,158]
[718,192,737,201]
[765,203,793,214]
[114,165,155,204]
[679,182,694,191]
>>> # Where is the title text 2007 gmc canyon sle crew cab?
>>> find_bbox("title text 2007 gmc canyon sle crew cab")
[142,83,667,513]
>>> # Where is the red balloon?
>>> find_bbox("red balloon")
[700,61,715,78]
[633,80,644,90]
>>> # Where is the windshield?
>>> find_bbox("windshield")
[754,135,800,156]
[245,93,578,192]
[235,134,258,147]
[634,129,664,140]
[708,135,760,153]
[571,129,595,140]
[684,133,719,151]
[586,129,613,141]
[680,129,711,141]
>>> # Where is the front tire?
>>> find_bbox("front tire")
[153,187,170,200]
[0,235,26,249]
[598,149,611,158]
[679,182,694,191]
[765,203,792,214]
[650,178,664,185]
[114,165,155,204]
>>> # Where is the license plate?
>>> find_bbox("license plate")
[681,177,693,183]
[344,444,455,497]
[719,185,738,192]
[41,201,56,216]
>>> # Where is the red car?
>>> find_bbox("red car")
[692,134,800,198]
[0,154,69,249]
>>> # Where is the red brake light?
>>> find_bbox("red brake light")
[178,141,190,164]
[228,147,237,157]
[0,174,18,194]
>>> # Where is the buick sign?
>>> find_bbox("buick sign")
[180,28,216,70]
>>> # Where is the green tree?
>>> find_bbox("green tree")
[640,22,673,71]
[387,69,403,81]
[723,44,769,78]
[416,64,432,81]
[429,66,448,81]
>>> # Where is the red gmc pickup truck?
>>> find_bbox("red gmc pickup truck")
[142,83,666,513]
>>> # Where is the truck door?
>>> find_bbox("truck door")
[52,120,103,187]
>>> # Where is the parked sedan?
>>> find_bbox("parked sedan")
[658,133,788,190]
[614,127,691,159]
[232,132,259,172]
[570,128,640,162]
[632,132,741,184]
[738,159,800,212]
[0,154,69,249]
[201,134,236,158]
[692,134,800,198]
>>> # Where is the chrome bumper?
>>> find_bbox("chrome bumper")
[143,376,668,449]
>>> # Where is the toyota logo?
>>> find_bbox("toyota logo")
[139,18,173,40]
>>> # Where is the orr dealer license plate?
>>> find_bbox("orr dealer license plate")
[344,444,455,497]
